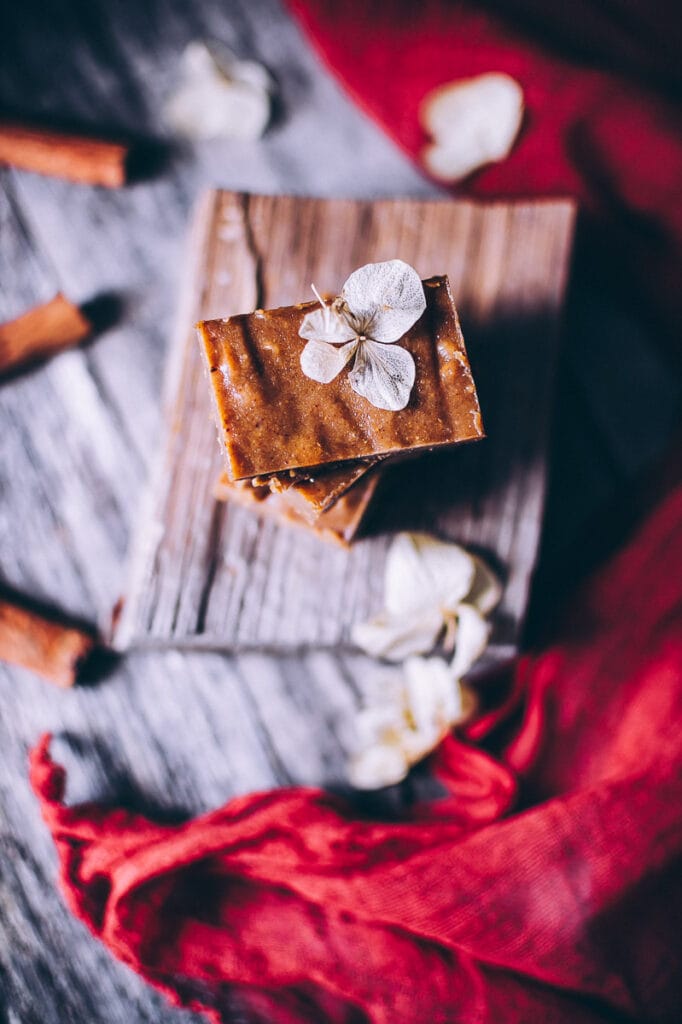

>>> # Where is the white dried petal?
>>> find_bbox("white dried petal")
[348,656,469,789]
[299,307,357,345]
[450,603,490,680]
[401,727,442,763]
[354,703,405,747]
[403,656,463,735]
[348,339,415,411]
[224,55,272,93]
[165,42,271,141]
[351,606,443,662]
[348,658,453,789]
[468,555,503,616]
[300,339,356,384]
[384,532,476,618]
[342,260,426,344]
[420,73,524,183]
[348,743,409,790]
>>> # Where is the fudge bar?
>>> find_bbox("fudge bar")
[214,469,382,545]
[252,458,380,515]
[198,276,483,481]
[279,460,378,517]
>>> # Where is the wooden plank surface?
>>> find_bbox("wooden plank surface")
[116,191,575,654]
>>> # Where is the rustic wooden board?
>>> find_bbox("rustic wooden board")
[115,191,575,654]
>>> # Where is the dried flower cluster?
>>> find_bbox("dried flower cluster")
[349,532,501,789]
[165,42,272,141]
[420,72,524,183]
[299,260,426,411]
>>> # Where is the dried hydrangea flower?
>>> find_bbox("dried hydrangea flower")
[352,531,501,674]
[347,533,501,789]
[165,42,271,141]
[298,259,426,411]
[420,72,524,183]
[348,657,476,790]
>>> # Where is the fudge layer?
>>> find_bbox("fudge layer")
[198,276,483,481]
[282,460,377,515]
[214,470,382,545]
[253,458,380,514]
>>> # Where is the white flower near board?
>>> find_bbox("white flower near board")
[420,72,524,183]
[348,657,476,790]
[348,532,502,790]
[165,42,272,141]
[298,260,426,411]
[352,532,501,666]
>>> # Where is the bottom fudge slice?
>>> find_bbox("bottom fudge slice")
[214,469,382,546]
[251,458,381,515]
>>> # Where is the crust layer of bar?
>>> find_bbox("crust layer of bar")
[198,276,483,481]
[253,458,379,514]
[214,471,382,545]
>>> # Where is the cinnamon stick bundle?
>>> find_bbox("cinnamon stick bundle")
[0,598,96,688]
[0,294,92,378]
[0,120,128,187]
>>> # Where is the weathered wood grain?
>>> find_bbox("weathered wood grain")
[115,191,575,655]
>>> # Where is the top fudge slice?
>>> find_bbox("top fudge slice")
[198,275,483,481]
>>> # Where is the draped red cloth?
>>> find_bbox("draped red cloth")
[286,0,682,342]
[31,468,682,1023]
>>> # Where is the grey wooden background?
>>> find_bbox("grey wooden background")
[0,1,678,1022]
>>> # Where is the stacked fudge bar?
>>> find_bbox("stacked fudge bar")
[197,275,483,545]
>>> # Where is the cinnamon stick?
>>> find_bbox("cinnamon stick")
[0,294,92,377]
[0,598,96,688]
[0,120,128,187]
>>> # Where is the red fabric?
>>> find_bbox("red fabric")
[31,473,682,1023]
[286,0,682,338]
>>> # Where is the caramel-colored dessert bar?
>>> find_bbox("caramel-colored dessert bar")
[214,470,382,545]
[253,459,379,515]
[198,276,483,481]
[283,461,376,517]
